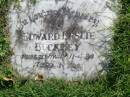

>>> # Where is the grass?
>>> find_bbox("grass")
[0,0,130,97]
[0,0,13,78]
[0,78,124,97]
[0,77,129,97]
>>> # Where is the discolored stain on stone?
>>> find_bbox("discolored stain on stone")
[15,28,24,46]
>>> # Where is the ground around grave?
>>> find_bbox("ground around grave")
[0,0,130,97]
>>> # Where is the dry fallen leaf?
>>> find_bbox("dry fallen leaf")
[35,74,44,81]
[3,77,13,81]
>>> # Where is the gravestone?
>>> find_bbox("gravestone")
[9,0,117,80]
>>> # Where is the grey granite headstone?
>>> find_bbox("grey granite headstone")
[9,0,117,80]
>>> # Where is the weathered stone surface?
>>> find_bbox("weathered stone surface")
[9,0,117,80]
